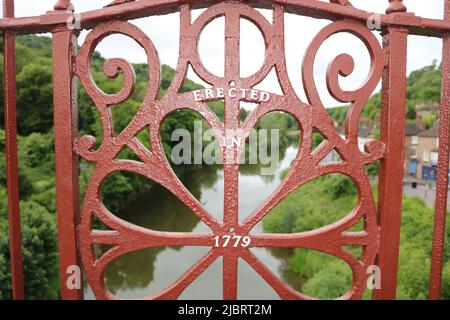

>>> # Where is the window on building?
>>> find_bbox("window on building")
[431,152,438,165]
[410,148,418,158]
[412,136,418,145]
[423,150,430,162]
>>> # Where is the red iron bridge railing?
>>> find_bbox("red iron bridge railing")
[0,0,449,300]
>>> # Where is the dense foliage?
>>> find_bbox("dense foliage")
[327,60,442,133]
[263,173,450,299]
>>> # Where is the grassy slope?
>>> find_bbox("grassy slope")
[263,174,450,299]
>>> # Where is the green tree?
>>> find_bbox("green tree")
[0,201,58,299]
[16,64,53,135]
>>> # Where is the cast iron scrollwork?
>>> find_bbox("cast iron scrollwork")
[76,1,385,300]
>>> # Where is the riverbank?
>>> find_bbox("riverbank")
[261,172,450,299]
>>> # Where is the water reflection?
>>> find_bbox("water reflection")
[116,167,220,232]
[85,146,304,299]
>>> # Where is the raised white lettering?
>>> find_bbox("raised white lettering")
[260,91,270,102]
[228,87,237,98]
[191,87,271,102]
[193,90,202,102]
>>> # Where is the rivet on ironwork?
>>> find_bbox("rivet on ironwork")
[386,0,407,14]
[105,0,136,7]
[54,0,72,11]
[329,0,353,6]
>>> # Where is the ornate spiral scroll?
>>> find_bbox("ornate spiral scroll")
[75,21,160,160]
[302,20,384,144]
[76,2,385,300]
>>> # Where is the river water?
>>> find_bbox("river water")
[85,146,305,299]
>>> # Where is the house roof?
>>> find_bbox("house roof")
[336,123,375,138]
[405,123,422,136]
[416,102,439,112]
[418,125,439,138]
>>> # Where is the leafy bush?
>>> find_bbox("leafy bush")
[264,180,450,299]
[0,201,58,299]
[263,174,357,234]
[302,260,352,299]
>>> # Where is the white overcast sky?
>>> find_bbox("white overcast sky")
[2,0,446,107]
